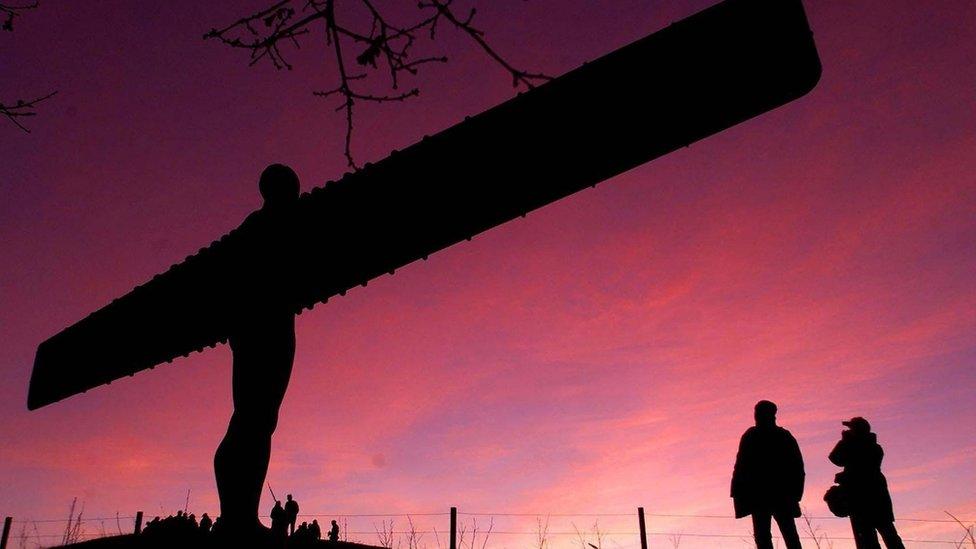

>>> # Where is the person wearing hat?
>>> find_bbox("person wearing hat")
[828,417,905,549]
[731,400,805,549]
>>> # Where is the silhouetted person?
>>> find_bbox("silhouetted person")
[142,517,160,536]
[200,513,213,533]
[731,400,804,549]
[213,164,300,535]
[310,519,322,540]
[328,520,340,542]
[285,494,300,535]
[270,500,288,539]
[829,417,905,549]
[295,521,309,541]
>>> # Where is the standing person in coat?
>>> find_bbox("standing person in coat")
[829,417,905,549]
[285,494,300,536]
[731,400,805,549]
[199,513,213,533]
[270,500,288,540]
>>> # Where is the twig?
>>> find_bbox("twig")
[0,90,57,133]
[418,0,552,89]
[535,516,550,549]
[946,511,976,549]
[205,0,552,169]
[0,0,38,31]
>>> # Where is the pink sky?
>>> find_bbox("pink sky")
[1,1,974,547]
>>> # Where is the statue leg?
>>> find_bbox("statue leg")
[215,314,296,530]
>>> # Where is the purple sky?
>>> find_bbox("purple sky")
[2,1,975,547]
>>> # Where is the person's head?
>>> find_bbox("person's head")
[287,494,293,501]
[275,500,282,507]
[754,400,778,427]
[332,520,337,526]
[313,520,319,525]
[842,416,871,433]
[259,164,300,208]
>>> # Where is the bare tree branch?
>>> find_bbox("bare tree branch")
[2,1,57,132]
[1,0,38,32]
[946,511,975,549]
[0,90,56,132]
[205,0,552,169]
[418,0,552,89]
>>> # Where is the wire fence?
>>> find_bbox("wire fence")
[3,509,974,548]
[9,511,973,523]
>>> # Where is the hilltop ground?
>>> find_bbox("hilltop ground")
[57,534,385,549]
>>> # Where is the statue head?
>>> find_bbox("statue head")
[259,164,300,208]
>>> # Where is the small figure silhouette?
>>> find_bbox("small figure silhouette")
[329,519,340,542]
[199,512,213,533]
[829,417,905,549]
[295,521,309,541]
[270,500,288,539]
[142,516,160,536]
[213,164,300,535]
[285,494,300,536]
[310,519,322,540]
[731,400,804,549]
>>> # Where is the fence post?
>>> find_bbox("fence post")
[638,507,648,549]
[450,507,457,549]
[134,511,144,535]
[1,516,12,549]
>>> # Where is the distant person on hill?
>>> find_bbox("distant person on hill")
[310,519,322,540]
[142,516,160,536]
[285,494,300,535]
[270,500,288,539]
[731,400,805,549]
[200,513,213,533]
[329,519,340,542]
[829,417,905,549]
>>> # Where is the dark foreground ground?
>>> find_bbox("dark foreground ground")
[58,535,385,549]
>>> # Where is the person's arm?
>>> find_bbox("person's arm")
[788,432,805,500]
[828,433,849,466]
[731,430,751,497]
[872,442,885,469]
